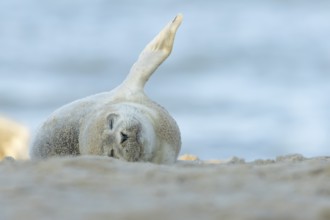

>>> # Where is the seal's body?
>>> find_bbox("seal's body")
[30,14,183,164]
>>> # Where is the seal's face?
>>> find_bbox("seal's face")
[103,113,143,162]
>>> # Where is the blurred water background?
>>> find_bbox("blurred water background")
[1,0,330,160]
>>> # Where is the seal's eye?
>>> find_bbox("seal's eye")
[109,118,114,130]
[120,132,128,144]
[107,113,119,130]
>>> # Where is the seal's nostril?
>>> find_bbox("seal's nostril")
[120,132,128,144]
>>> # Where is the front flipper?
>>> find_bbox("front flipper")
[122,14,183,92]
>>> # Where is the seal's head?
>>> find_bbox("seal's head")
[96,113,153,161]
[79,104,156,162]
[104,113,144,161]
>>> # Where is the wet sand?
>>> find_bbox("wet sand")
[1,154,330,220]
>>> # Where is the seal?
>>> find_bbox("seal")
[30,14,183,164]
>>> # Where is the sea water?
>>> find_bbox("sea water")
[1,0,330,160]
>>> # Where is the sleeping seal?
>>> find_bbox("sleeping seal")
[30,14,183,164]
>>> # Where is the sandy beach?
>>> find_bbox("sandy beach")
[1,154,330,220]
